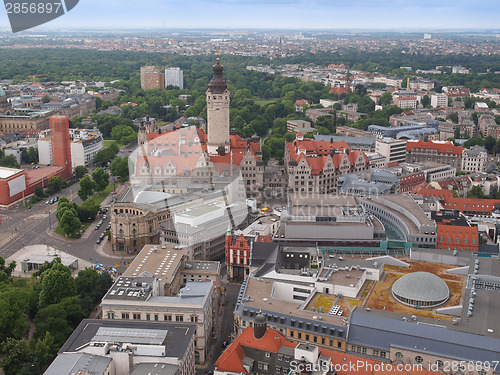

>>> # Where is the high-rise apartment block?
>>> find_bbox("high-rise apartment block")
[140,66,164,90]
[165,67,184,89]
[49,115,72,180]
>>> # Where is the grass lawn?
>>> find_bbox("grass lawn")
[87,184,114,207]
[254,98,279,106]
[103,139,123,148]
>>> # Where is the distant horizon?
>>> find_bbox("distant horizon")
[1,0,500,33]
[1,27,499,34]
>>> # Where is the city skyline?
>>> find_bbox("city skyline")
[1,0,500,32]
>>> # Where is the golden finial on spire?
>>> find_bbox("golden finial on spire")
[215,52,220,62]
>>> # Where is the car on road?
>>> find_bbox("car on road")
[204,371,213,375]
[222,340,229,348]
[106,223,111,230]
[45,200,50,205]
[100,233,105,240]
[95,225,100,230]
[54,196,59,202]
[103,215,107,220]
[96,238,102,244]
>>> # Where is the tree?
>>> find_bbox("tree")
[34,186,44,198]
[469,185,486,199]
[41,94,51,103]
[76,199,100,222]
[59,210,82,236]
[47,176,65,193]
[95,148,116,164]
[111,125,136,144]
[34,297,84,348]
[76,269,113,309]
[74,165,88,179]
[77,176,96,201]
[56,200,77,220]
[484,136,496,152]
[111,156,129,180]
[0,288,30,342]
[454,126,460,139]
[38,263,77,308]
[421,95,430,108]
[0,256,16,284]
[27,147,38,164]
[30,331,56,366]
[0,338,34,375]
[0,154,20,168]
[446,112,459,124]
[92,167,109,191]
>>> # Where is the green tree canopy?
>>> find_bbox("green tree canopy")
[77,175,96,201]
[38,263,77,308]
[47,176,65,193]
[91,167,109,191]
[59,210,82,237]
[74,165,88,179]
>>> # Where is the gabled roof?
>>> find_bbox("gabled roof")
[406,140,464,155]
[287,138,368,174]
[215,327,295,373]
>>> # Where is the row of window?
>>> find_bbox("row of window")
[112,312,200,323]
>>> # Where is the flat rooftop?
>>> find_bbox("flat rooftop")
[241,277,345,326]
[104,276,154,301]
[184,260,220,274]
[26,166,64,185]
[59,319,195,360]
[0,166,23,179]
[289,193,358,208]
[124,244,187,284]
[317,268,365,286]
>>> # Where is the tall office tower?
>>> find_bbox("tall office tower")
[140,66,164,90]
[206,59,230,155]
[165,67,184,90]
[50,115,72,179]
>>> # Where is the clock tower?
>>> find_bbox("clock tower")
[206,58,230,155]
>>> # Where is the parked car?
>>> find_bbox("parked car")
[96,238,101,244]
[100,233,105,240]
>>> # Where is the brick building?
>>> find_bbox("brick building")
[49,115,72,180]
[284,133,370,194]
[433,211,479,252]
[406,140,464,171]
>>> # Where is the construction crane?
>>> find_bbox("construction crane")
[28,74,48,84]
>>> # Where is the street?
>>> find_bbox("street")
[196,279,240,375]
[0,179,133,271]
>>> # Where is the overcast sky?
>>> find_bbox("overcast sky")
[1,0,499,31]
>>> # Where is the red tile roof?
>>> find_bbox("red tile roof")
[329,87,349,94]
[215,327,295,373]
[406,140,464,155]
[442,197,500,215]
[412,184,456,199]
[287,138,368,174]
[137,127,260,177]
